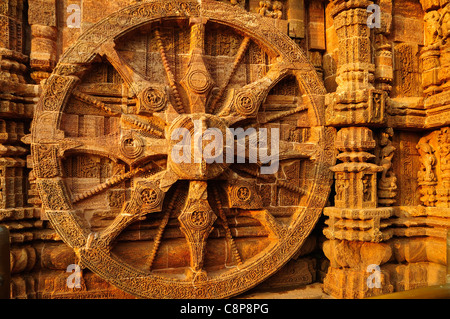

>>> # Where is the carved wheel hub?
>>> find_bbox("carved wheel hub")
[31,1,334,299]
[168,113,230,180]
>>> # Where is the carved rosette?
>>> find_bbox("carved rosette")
[136,181,164,212]
[227,180,263,210]
[120,134,144,159]
[31,0,334,299]
[138,87,167,113]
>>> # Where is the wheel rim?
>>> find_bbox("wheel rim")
[31,0,335,299]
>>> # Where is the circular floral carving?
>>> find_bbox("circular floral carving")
[236,186,251,201]
[235,91,257,116]
[140,88,167,112]
[187,70,211,94]
[141,188,160,207]
[188,210,210,229]
[120,136,144,159]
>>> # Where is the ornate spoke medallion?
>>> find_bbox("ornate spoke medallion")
[31,0,334,299]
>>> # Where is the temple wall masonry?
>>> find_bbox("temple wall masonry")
[0,0,448,299]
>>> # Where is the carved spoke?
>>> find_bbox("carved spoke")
[239,209,286,240]
[97,176,166,249]
[59,136,121,160]
[100,41,171,115]
[278,140,320,161]
[148,184,182,270]
[178,181,217,280]
[57,136,164,167]
[121,114,166,139]
[212,185,243,265]
[232,164,309,195]
[276,180,308,196]
[229,132,317,167]
[155,28,186,114]
[73,162,155,204]
[260,105,309,125]
[180,20,215,114]
[72,90,121,116]
[209,36,251,114]
[96,204,143,250]
[99,41,154,96]
[220,59,292,123]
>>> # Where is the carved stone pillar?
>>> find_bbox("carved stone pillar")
[421,1,450,119]
[333,0,374,92]
[28,0,57,83]
[421,46,442,96]
[322,127,394,298]
[0,0,27,84]
[386,127,450,292]
[308,1,326,81]
[0,0,40,299]
[287,0,305,39]
[420,2,443,96]
[0,1,35,214]
[324,128,394,241]
[373,0,393,94]
[326,0,386,126]
[438,4,450,93]
[374,41,393,93]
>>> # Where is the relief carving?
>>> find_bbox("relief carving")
[377,128,397,206]
[30,0,333,299]
[417,137,438,207]
[257,1,284,19]
[4,0,446,301]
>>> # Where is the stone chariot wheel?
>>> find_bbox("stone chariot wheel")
[31,0,335,299]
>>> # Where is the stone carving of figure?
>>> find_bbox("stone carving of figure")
[258,1,272,16]
[362,175,372,202]
[417,140,437,183]
[440,144,450,176]
[257,1,282,19]
[438,127,450,144]
[424,11,442,47]
[335,178,348,201]
[438,128,450,180]
[217,0,239,6]
[440,4,450,40]
[378,128,397,189]
[377,128,398,206]
[271,1,283,19]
